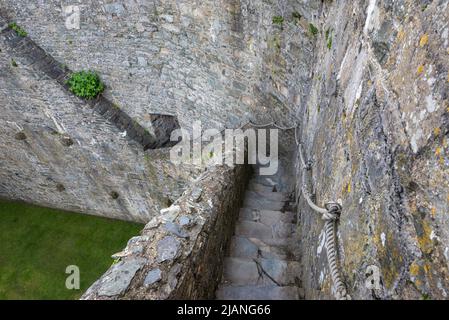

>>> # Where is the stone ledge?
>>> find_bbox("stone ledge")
[0,11,179,151]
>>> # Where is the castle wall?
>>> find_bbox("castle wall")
[0,27,196,223]
[1,0,315,131]
[294,0,449,299]
[0,0,314,222]
[1,0,449,300]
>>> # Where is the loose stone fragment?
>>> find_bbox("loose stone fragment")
[98,258,146,296]
[157,236,180,262]
[144,268,162,287]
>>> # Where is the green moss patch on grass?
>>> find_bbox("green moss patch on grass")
[0,199,143,300]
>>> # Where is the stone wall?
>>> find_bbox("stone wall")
[0,14,198,223]
[81,162,251,299]
[0,17,179,151]
[0,0,314,222]
[1,0,448,300]
[1,0,315,131]
[295,0,449,299]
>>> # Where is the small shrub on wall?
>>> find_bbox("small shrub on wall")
[9,22,27,37]
[66,71,105,99]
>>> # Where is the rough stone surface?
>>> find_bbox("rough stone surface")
[0,14,200,222]
[157,236,181,262]
[81,162,251,299]
[96,258,147,297]
[216,165,300,300]
[0,0,310,132]
[144,269,162,287]
[1,0,448,300]
[294,0,449,300]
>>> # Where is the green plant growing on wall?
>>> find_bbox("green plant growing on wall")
[325,28,333,50]
[309,23,319,37]
[66,71,105,99]
[8,22,27,37]
[327,37,333,50]
[272,16,284,26]
[11,59,18,67]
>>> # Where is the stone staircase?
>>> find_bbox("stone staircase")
[215,171,302,300]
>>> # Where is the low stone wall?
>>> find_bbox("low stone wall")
[81,162,251,300]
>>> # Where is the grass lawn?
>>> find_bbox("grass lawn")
[0,199,143,300]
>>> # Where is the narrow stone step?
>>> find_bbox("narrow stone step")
[235,220,295,240]
[243,195,285,211]
[216,285,299,300]
[229,236,289,260]
[222,257,300,286]
[248,181,277,193]
[239,208,296,225]
[246,190,287,202]
[252,176,279,187]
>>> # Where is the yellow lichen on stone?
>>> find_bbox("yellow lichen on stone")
[417,65,425,75]
[434,127,441,136]
[419,34,429,47]
[435,147,442,156]
[417,220,433,254]
[397,30,405,42]
[431,207,436,218]
[410,261,420,277]
[347,182,351,194]
[423,263,430,274]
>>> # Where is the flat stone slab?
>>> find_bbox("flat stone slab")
[252,176,279,187]
[239,208,296,225]
[157,236,181,262]
[235,220,295,240]
[229,236,289,260]
[98,258,147,297]
[247,181,277,193]
[216,285,300,300]
[246,190,287,202]
[222,257,300,286]
[243,196,285,211]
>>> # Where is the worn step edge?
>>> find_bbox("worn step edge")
[216,285,300,300]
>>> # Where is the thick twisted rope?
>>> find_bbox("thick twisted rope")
[297,131,350,300]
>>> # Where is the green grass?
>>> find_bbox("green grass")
[0,199,143,300]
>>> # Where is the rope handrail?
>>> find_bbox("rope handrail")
[249,122,350,299]
[296,128,351,300]
[194,119,349,299]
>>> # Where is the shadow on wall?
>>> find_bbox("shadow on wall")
[145,114,180,150]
